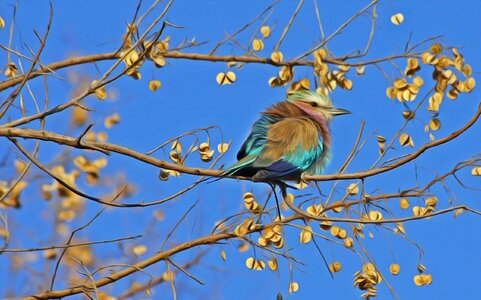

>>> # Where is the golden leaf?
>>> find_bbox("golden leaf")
[320,220,332,230]
[216,71,236,85]
[428,92,443,111]
[300,226,313,244]
[148,80,161,91]
[159,169,170,181]
[400,198,410,209]
[91,80,107,100]
[268,259,278,271]
[462,64,472,77]
[288,282,299,293]
[429,118,441,131]
[71,106,89,127]
[329,262,342,273]
[356,65,365,76]
[132,244,147,256]
[430,43,443,55]
[390,13,404,25]
[238,243,249,252]
[369,210,383,221]
[376,135,386,143]
[252,39,264,51]
[399,133,414,147]
[260,25,271,38]
[217,143,229,153]
[390,263,400,275]
[347,183,359,195]
[330,226,340,237]
[104,113,121,129]
[43,249,57,260]
[471,167,481,176]
[454,208,464,218]
[344,237,354,248]
[425,197,438,207]
[270,51,283,63]
[414,274,433,286]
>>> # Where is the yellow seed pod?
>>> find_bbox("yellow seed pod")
[104,113,121,129]
[270,51,283,63]
[347,183,359,195]
[400,198,410,209]
[153,56,166,67]
[217,143,229,153]
[132,244,147,256]
[238,243,249,252]
[330,226,340,237]
[306,204,322,216]
[369,211,383,221]
[430,43,443,55]
[245,257,255,269]
[320,220,332,230]
[341,79,353,90]
[465,77,476,91]
[148,80,161,91]
[252,39,264,51]
[91,80,107,100]
[399,133,414,147]
[428,92,443,111]
[386,87,396,99]
[216,71,236,85]
[462,64,472,77]
[472,167,481,176]
[344,237,354,248]
[414,274,433,286]
[454,208,464,218]
[288,282,299,293]
[0,16,5,29]
[390,263,400,275]
[390,13,404,25]
[425,197,438,207]
[429,118,441,131]
[413,76,424,87]
[376,135,386,143]
[268,258,278,271]
[337,229,347,239]
[356,66,365,76]
[329,262,342,273]
[260,25,271,38]
[300,226,313,244]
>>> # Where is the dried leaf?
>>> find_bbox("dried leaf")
[300,226,313,244]
[260,25,271,38]
[391,13,404,25]
[399,133,414,147]
[148,80,161,91]
[329,262,342,273]
[132,244,147,256]
[390,263,400,275]
[252,39,264,51]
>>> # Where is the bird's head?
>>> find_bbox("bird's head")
[286,90,350,121]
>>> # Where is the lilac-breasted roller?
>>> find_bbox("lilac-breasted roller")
[226,89,349,184]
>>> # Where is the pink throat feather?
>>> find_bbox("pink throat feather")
[292,101,332,146]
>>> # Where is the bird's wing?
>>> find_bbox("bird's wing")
[251,117,324,181]
[236,114,277,160]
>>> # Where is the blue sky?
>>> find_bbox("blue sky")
[1,0,481,299]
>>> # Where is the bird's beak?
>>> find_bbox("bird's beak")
[328,107,350,116]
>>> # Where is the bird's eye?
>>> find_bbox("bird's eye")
[310,102,318,107]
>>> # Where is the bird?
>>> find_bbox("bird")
[225,89,349,196]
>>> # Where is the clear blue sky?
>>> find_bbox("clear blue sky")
[1,0,481,299]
